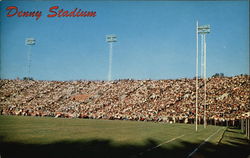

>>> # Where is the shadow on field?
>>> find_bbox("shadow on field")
[0,129,249,158]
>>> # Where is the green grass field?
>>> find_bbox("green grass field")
[0,115,249,158]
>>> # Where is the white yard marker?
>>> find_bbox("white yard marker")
[136,134,185,157]
[150,134,185,150]
[186,128,222,158]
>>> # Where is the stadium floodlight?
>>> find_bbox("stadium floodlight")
[196,22,211,131]
[25,38,36,78]
[106,34,117,43]
[198,25,211,34]
[25,38,36,45]
[106,34,117,81]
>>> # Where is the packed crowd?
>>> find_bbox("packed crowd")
[0,75,249,124]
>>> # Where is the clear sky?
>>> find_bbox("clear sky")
[0,1,249,81]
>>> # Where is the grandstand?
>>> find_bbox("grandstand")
[0,75,250,158]
[0,75,249,124]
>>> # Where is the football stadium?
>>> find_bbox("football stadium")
[0,76,250,158]
[1,1,250,158]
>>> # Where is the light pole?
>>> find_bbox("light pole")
[195,21,199,132]
[25,38,36,79]
[197,24,210,129]
[106,34,117,81]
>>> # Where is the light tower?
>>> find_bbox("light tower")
[25,38,36,79]
[195,22,211,131]
[106,34,117,81]
[195,21,199,132]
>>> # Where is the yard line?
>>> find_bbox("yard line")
[186,128,223,158]
[150,134,185,150]
[136,134,185,157]
[135,128,208,158]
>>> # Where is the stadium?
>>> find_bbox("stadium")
[1,1,250,158]
[0,75,250,157]
[0,76,249,124]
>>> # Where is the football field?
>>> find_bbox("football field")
[0,115,249,158]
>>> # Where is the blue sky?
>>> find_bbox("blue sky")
[0,1,249,81]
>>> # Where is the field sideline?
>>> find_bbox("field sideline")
[0,115,249,158]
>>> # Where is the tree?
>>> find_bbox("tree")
[212,73,225,78]
[23,77,34,80]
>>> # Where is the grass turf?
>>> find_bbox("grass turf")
[0,115,249,158]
